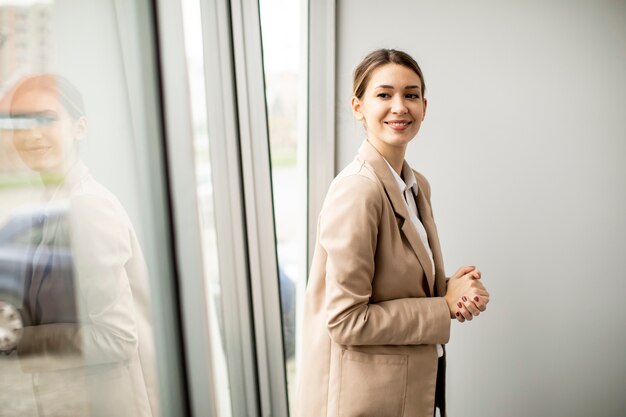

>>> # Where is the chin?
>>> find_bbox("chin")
[386,135,416,147]
[22,158,61,174]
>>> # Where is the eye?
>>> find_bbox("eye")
[35,112,59,126]
[37,113,59,125]
[406,93,420,100]
[376,92,391,99]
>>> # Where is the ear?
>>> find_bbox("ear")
[422,98,428,121]
[351,96,364,121]
[74,116,87,141]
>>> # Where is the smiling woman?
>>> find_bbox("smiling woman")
[0,73,160,417]
[8,75,86,175]
[351,63,427,171]
[295,49,490,417]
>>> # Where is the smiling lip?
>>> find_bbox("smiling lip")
[384,120,412,131]
[22,146,52,153]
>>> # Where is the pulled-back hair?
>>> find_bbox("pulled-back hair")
[353,49,426,99]
[8,74,85,120]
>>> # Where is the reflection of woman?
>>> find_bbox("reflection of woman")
[7,74,158,417]
[295,50,491,417]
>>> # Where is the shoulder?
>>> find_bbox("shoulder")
[69,174,131,228]
[330,159,381,196]
[322,159,383,213]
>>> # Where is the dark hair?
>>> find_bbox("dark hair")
[353,49,426,99]
[9,74,85,120]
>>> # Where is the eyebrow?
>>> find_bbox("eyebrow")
[7,111,55,118]
[375,84,421,90]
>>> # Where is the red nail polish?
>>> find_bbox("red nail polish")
[457,302,462,308]
[474,296,479,302]
[462,296,468,302]
[455,312,460,317]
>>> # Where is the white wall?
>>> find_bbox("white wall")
[335,1,626,415]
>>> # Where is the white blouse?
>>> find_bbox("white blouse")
[384,159,444,358]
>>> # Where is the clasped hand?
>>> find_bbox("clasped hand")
[444,265,490,323]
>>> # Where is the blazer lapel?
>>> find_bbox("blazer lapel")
[401,216,435,295]
[414,178,446,296]
[358,141,436,293]
[26,213,48,324]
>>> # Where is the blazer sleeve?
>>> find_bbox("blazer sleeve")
[320,173,450,346]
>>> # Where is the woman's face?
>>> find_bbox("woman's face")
[352,63,427,153]
[10,90,81,174]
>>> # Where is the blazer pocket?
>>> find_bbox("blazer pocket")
[339,350,407,417]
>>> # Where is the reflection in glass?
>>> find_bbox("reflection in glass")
[0,74,159,416]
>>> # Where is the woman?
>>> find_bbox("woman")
[295,49,490,417]
[4,74,158,417]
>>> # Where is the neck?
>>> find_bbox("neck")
[38,157,79,186]
[367,138,406,176]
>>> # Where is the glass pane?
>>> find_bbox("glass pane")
[259,0,308,412]
[0,2,175,416]
[180,0,233,415]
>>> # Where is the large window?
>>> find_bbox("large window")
[1,0,314,415]
[0,1,185,416]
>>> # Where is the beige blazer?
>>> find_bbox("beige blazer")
[295,140,451,417]
[17,161,159,417]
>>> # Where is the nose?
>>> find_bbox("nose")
[390,95,408,114]
[12,127,44,143]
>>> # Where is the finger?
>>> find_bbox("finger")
[461,297,481,315]
[470,300,487,312]
[469,280,487,292]
[453,265,476,280]
[462,270,481,281]
[470,295,489,311]
[473,293,490,303]
[476,293,490,302]
[461,296,481,316]
[467,285,489,298]
[454,311,465,323]
[457,301,473,321]
[471,285,489,295]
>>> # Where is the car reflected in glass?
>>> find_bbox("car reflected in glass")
[0,204,73,348]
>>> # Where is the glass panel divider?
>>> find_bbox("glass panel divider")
[229,0,289,415]
[153,0,219,415]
